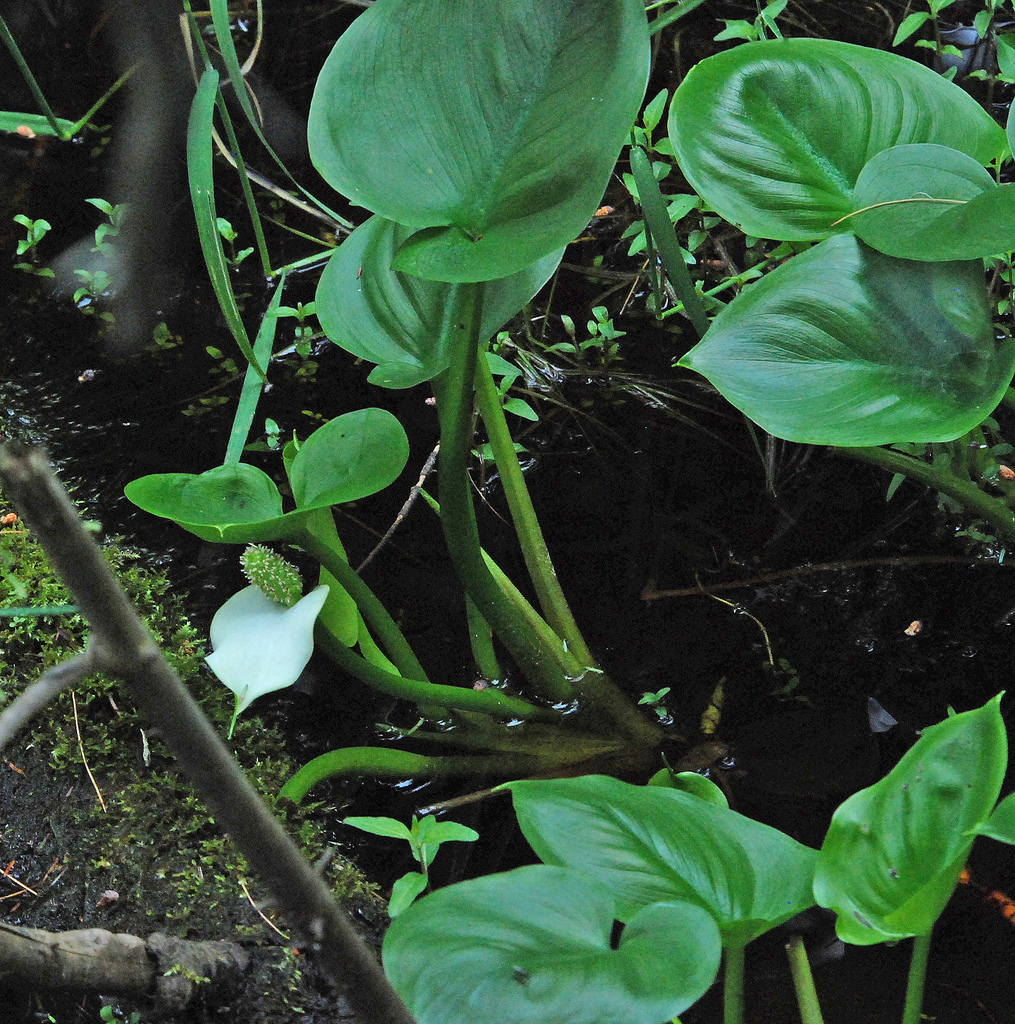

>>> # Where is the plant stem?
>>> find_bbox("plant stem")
[433,284,577,703]
[901,933,932,1024]
[0,14,66,139]
[474,347,594,666]
[314,627,560,723]
[280,746,548,804]
[785,935,824,1024]
[465,594,502,681]
[836,446,1015,543]
[422,478,663,744]
[294,523,429,682]
[70,64,136,136]
[723,943,746,1024]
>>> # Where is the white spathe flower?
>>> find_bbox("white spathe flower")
[206,584,329,737]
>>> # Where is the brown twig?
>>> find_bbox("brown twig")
[641,555,998,601]
[357,443,440,573]
[0,648,96,753]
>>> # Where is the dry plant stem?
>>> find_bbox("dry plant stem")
[0,443,419,1024]
[0,649,95,754]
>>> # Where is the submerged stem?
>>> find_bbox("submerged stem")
[474,346,594,665]
[723,943,746,1024]
[901,933,932,1024]
[433,283,576,703]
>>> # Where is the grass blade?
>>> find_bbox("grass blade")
[187,68,267,382]
[630,144,710,338]
[223,272,287,464]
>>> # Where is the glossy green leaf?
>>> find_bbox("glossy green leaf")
[669,38,1005,240]
[814,694,1006,945]
[383,865,721,1024]
[388,872,428,917]
[848,144,1015,260]
[507,775,816,946]
[289,409,408,507]
[342,816,413,842]
[126,410,409,542]
[124,464,296,543]
[309,0,649,281]
[0,111,75,138]
[678,234,1015,445]
[972,791,1015,845]
[316,216,562,388]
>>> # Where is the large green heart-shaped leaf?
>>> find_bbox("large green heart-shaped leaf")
[125,410,408,542]
[814,694,1006,945]
[669,38,1006,240]
[316,216,563,388]
[124,463,297,543]
[507,776,816,947]
[308,0,649,281]
[383,865,721,1024]
[288,408,408,506]
[677,234,1015,445]
[848,144,1015,260]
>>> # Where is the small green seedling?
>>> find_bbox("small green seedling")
[342,814,479,917]
[12,214,54,276]
[87,198,129,255]
[216,217,254,267]
[638,686,670,721]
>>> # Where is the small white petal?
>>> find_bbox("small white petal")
[206,584,330,716]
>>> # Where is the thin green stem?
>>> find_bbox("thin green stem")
[280,746,547,804]
[785,935,824,1024]
[315,627,561,724]
[433,283,576,703]
[901,933,932,1024]
[474,348,594,665]
[723,943,745,1024]
[70,64,136,136]
[0,14,66,138]
[836,446,1015,543]
[421,489,663,745]
[212,86,273,277]
[294,524,428,682]
[465,594,502,681]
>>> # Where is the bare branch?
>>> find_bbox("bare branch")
[0,648,96,754]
